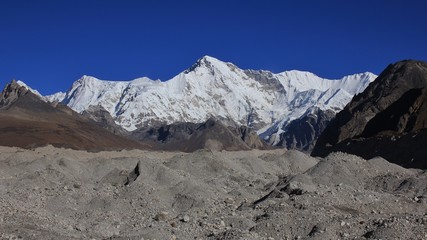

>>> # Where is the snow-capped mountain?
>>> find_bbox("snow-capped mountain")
[47,56,377,146]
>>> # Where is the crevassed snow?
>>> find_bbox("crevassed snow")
[48,56,377,133]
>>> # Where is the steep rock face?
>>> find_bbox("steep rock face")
[81,105,129,136]
[0,80,37,109]
[274,107,335,152]
[47,56,376,145]
[238,125,268,150]
[312,60,427,169]
[132,118,269,152]
[0,81,147,151]
[0,80,57,114]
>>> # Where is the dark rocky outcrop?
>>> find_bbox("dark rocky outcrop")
[82,105,129,136]
[276,108,335,152]
[0,80,54,113]
[312,60,427,169]
[132,117,269,152]
[124,160,142,186]
[238,125,268,149]
[0,80,29,108]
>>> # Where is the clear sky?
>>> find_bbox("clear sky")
[1,0,426,95]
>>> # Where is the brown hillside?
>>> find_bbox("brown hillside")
[0,81,149,151]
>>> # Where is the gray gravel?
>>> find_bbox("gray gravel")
[0,146,425,239]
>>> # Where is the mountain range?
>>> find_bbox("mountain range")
[43,56,376,151]
[4,55,427,169]
[2,60,427,240]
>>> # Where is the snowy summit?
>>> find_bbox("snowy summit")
[45,56,377,144]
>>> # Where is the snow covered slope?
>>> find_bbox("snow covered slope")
[47,56,377,142]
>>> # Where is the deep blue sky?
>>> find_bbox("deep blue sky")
[1,0,427,95]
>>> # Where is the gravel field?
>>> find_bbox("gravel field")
[0,146,425,239]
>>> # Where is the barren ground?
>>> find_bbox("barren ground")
[0,146,426,239]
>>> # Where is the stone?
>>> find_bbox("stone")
[154,211,169,221]
[182,215,190,222]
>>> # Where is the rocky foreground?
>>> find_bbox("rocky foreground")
[0,146,425,239]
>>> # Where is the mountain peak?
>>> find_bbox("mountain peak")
[0,80,37,109]
[78,75,99,82]
[395,59,427,65]
[199,55,218,62]
[387,59,427,74]
[2,80,26,93]
[14,80,43,97]
[184,55,231,74]
[72,75,103,89]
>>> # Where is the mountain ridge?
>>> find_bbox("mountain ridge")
[132,117,269,152]
[45,56,376,143]
[312,59,427,169]
[10,56,377,151]
[0,81,148,151]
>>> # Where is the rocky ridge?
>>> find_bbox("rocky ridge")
[132,117,269,152]
[312,60,427,169]
[0,81,146,151]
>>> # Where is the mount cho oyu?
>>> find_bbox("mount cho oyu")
[44,56,376,150]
